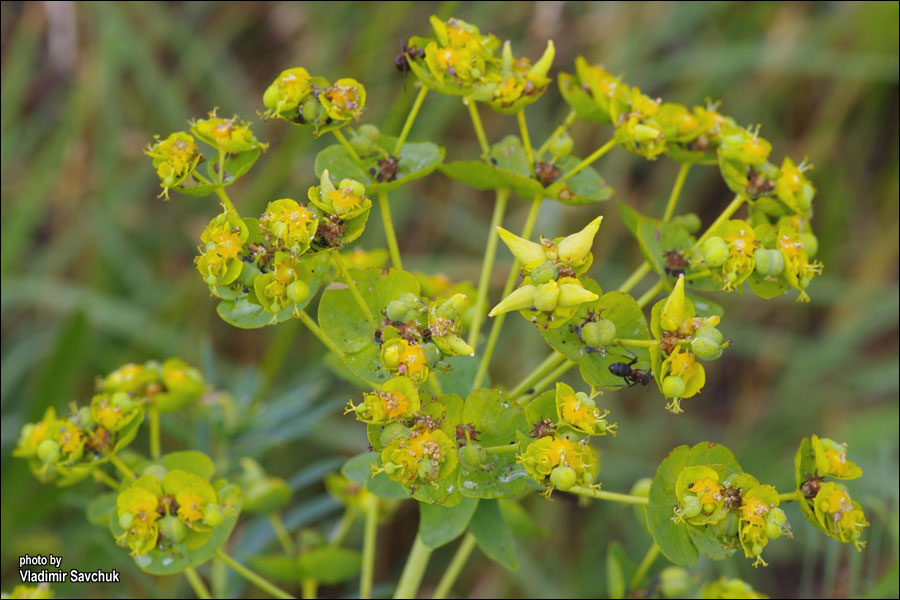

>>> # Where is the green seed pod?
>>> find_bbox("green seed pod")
[382,344,401,369]
[702,502,716,515]
[530,261,559,285]
[680,494,702,519]
[690,335,722,361]
[423,342,442,365]
[574,391,596,408]
[581,319,616,347]
[634,123,662,143]
[751,543,764,557]
[37,439,60,464]
[350,134,374,155]
[553,133,574,157]
[799,183,815,212]
[287,280,310,305]
[142,464,168,480]
[159,514,188,543]
[458,444,487,469]
[112,392,135,411]
[799,232,818,258]
[262,83,281,113]
[118,512,134,530]
[76,406,94,428]
[694,325,723,345]
[386,300,411,322]
[753,248,784,277]
[339,178,367,199]
[358,124,380,140]
[712,511,739,538]
[203,503,225,527]
[671,213,702,234]
[550,465,577,491]
[436,293,467,319]
[662,375,686,398]
[765,507,787,540]
[630,477,652,498]
[701,236,730,267]
[659,567,692,599]
[380,422,410,448]
[301,97,323,124]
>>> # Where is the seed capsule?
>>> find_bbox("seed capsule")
[581,319,616,347]
[160,514,188,542]
[550,465,577,491]
[203,503,225,527]
[701,236,729,267]
[662,375,686,398]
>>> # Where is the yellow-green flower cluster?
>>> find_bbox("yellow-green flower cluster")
[700,577,768,599]
[262,67,366,134]
[115,468,228,556]
[191,110,268,155]
[406,16,554,113]
[519,434,598,495]
[379,427,458,487]
[554,382,616,437]
[196,210,249,287]
[145,132,202,199]
[346,376,420,424]
[489,217,603,329]
[3,584,55,599]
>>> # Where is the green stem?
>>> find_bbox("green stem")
[685,269,711,282]
[393,535,433,600]
[378,192,403,270]
[617,262,651,294]
[662,163,692,222]
[149,407,161,459]
[330,508,356,547]
[212,558,227,598]
[567,486,650,505]
[92,469,120,489]
[509,351,567,399]
[616,338,658,349]
[695,194,746,247]
[432,533,477,599]
[217,149,226,184]
[269,512,297,556]
[302,579,317,600]
[360,497,378,599]
[395,86,428,154]
[215,549,296,599]
[110,454,136,480]
[465,97,490,157]
[298,310,345,357]
[184,566,212,600]
[629,543,660,590]
[777,491,802,503]
[517,109,535,174]
[214,186,236,214]
[427,374,444,396]
[471,195,543,392]
[332,129,364,166]
[557,138,616,184]
[484,443,519,455]
[520,359,575,403]
[468,188,510,349]
[537,109,577,156]
[332,252,377,327]
[637,280,664,307]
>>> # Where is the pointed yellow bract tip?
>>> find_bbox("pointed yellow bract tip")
[488,284,537,317]
[558,216,603,263]
[497,227,547,265]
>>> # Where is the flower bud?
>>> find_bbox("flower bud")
[662,375,686,398]
[765,507,788,540]
[633,123,662,143]
[534,281,560,312]
[301,97,324,124]
[37,439,60,464]
[558,216,603,263]
[581,319,616,347]
[701,236,729,267]
[530,261,559,285]
[358,124,380,140]
[159,514,188,543]
[659,567,691,599]
[203,503,225,527]
[435,293,467,319]
[660,275,686,332]
[553,133,574,158]
[550,465,577,491]
[529,40,555,81]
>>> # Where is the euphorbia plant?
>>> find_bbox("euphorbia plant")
[11,15,866,600]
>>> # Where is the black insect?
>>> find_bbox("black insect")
[608,354,652,387]
[395,43,425,73]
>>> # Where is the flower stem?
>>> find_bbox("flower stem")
[184,566,212,600]
[360,496,378,599]
[662,163,692,222]
[468,188,510,349]
[330,508,356,547]
[395,86,428,155]
[695,194,746,247]
[557,138,616,184]
[509,351,567,399]
[332,129,364,166]
[567,486,650,505]
[465,97,490,157]
[149,407,161,459]
[92,469,120,489]
[215,549,296,599]
[378,192,403,269]
[298,310,345,357]
[537,109,576,156]
[519,359,575,404]
[777,491,802,503]
[214,186,236,214]
[637,280,665,307]
[301,579,317,600]
[471,195,542,392]
[332,252,377,327]
[517,109,535,174]
[269,512,297,556]
[629,543,660,590]
[393,534,433,600]
[616,338,658,349]
[110,453,136,481]
[617,262,651,294]
[432,533,477,599]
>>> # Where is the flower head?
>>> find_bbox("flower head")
[346,377,420,424]
[145,132,202,199]
[196,210,249,287]
[263,67,313,119]
[519,435,598,490]
[380,427,458,486]
[191,111,267,154]
[260,198,318,255]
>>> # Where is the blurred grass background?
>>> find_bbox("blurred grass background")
[1,1,897,598]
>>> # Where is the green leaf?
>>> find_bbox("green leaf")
[747,271,789,299]
[173,182,219,197]
[314,134,444,194]
[297,547,362,585]
[498,500,545,537]
[86,492,117,526]
[223,148,261,184]
[248,555,298,584]
[617,201,695,278]
[434,355,480,396]
[157,451,216,480]
[469,499,518,570]
[463,389,528,448]
[606,541,634,599]
[647,443,742,566]
[545,156,614,205]
[419,497,479,548]
[440,135,543,200]
[558,72,611,125]
[688,525,736,560]
[411,468,462,507]
[523,389,556,429]
[341,452,409,500]
[539,283,652,389]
